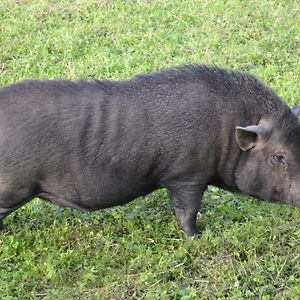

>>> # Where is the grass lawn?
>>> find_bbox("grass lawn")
[0,0,299,299]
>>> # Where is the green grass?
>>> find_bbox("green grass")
[0,0,300,299]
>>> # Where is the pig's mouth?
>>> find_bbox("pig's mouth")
[284,194,300,209]
[268,185,300,209]
[244,189,284,205]
[234,183,300,209]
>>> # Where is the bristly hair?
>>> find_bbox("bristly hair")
[132,65,300,142]
[1,64,292,122]
[132,64,288,113]
[132,64,276,96]
[276,108,300,145]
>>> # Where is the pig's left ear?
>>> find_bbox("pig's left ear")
[235,125,269,151]
[292,106,300,117]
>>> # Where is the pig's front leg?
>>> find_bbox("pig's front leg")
[169,185,204,238]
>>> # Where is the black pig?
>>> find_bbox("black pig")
[0,65,299,237]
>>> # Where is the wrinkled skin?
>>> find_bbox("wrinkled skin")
[0,65,299,238]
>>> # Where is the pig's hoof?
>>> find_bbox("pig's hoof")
[184,229,199,239]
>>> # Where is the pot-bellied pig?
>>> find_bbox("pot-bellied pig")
[0,65,299,237]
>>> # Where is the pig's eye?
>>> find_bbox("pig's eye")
[271,154,285,165]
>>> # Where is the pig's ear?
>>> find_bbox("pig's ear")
[292,106,300,117]
[235,125,269,151]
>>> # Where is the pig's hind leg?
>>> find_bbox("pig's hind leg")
[0,180,39,230]
[0,193,31,230]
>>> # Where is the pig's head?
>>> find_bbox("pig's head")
[234,106,300,209]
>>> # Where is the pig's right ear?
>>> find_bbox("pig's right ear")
[235,125,269,151]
